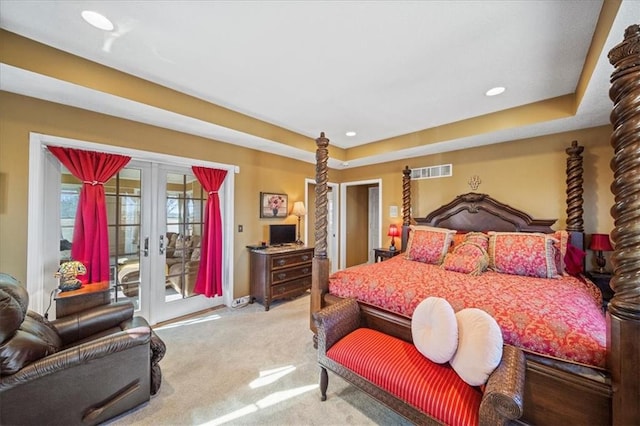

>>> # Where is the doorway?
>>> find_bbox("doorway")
[304,179,339,274]
[27,133,236,324]
[339,179,382,269]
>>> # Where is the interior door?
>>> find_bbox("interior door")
[368,186,380,263]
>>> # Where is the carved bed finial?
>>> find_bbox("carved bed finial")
[565,140,584,233]
[314,132,330,259]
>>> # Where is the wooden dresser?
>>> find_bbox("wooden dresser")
[249,246,313,311]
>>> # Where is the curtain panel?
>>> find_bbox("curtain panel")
[191,166,228,297]
[48,146,131,283]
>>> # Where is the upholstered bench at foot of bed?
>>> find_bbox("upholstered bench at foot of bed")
[313,298,526,426]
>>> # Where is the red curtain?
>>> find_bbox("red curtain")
[192,166,228,297]
[49,146,131,284]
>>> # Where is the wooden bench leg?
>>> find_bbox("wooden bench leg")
[320,367,328,401]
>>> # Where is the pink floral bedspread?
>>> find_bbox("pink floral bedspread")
[329,256,606,368]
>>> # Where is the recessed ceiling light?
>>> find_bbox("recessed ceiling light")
[345,131,356,137]
[81,10,114,31]
[485,87,506,97]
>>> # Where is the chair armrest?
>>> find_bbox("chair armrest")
[52,302,134,346]
[0,318,150,391]
[313,298,361,354]
[479,345,526,425]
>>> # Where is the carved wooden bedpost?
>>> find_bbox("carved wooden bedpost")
[565,140,585,252]
[607,24,640,425]
[310,132,330,334]
[401,165,411,251]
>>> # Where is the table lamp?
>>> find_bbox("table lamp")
[388,224,400,252]
[55,260,86,292]
[292,201,306,245]
[589,233,613,273]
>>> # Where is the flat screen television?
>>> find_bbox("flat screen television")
[269,224,296,246]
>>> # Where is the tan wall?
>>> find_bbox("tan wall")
[0,89,617,291]
[0,91,315,296]
[339,125,616,271]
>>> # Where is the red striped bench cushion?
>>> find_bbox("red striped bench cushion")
[327,328,482,426]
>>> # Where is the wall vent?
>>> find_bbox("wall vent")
[410,164,453,180]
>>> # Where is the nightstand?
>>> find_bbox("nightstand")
[374,248,401,263]
[585,271,614,309]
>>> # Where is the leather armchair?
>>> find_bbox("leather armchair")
[0,273,166,426]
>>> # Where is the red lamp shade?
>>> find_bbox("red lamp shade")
[589,234,613,252]
[387,224,400,252]
[387,224,400,237]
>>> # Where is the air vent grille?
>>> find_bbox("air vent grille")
[410,164,453,180]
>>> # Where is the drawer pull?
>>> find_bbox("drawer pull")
[302,268,310,274]
[277,273,287,280]
[276,259,286,266]
[302,255,310,261]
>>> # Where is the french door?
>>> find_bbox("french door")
[31,134,235,324]
[60,161,221,323]
[110,162,224,323]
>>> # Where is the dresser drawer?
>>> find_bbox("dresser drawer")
[271,264,312,284]
[272,276,312,297]
[271,251,313,269]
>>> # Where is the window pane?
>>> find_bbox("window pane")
[164,172,202,300]
[106,194,117,224]
[119,170,141,195]
[120,195,140,225]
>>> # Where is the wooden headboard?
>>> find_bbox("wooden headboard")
[416,192,556,233]
[400,192,556,252]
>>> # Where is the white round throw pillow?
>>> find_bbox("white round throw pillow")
[450,308,503,386]
[411,297,458,364]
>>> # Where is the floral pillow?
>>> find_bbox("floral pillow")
[442,241,489,275]
[488,232,559,278]
[565,242,586,275]
[464,232,489,251]
[442,252,488,276]
[449,232,468,253]
[405,225,456,265]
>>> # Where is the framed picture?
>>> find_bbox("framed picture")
[260,192,288,218]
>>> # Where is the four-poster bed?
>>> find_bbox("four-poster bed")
[310,25,639,425]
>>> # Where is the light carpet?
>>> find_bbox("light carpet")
[106,294,410,426]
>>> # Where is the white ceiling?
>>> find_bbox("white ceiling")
[1,1,638,169]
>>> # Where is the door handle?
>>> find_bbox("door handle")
[143,237,149,257]
[159,234,165,255]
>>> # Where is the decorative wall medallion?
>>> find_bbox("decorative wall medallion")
[468,175,482,191]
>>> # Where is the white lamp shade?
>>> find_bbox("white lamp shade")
[292,201,306,217]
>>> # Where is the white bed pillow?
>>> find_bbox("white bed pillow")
[411,297,458,364]
[450,308,503,386]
